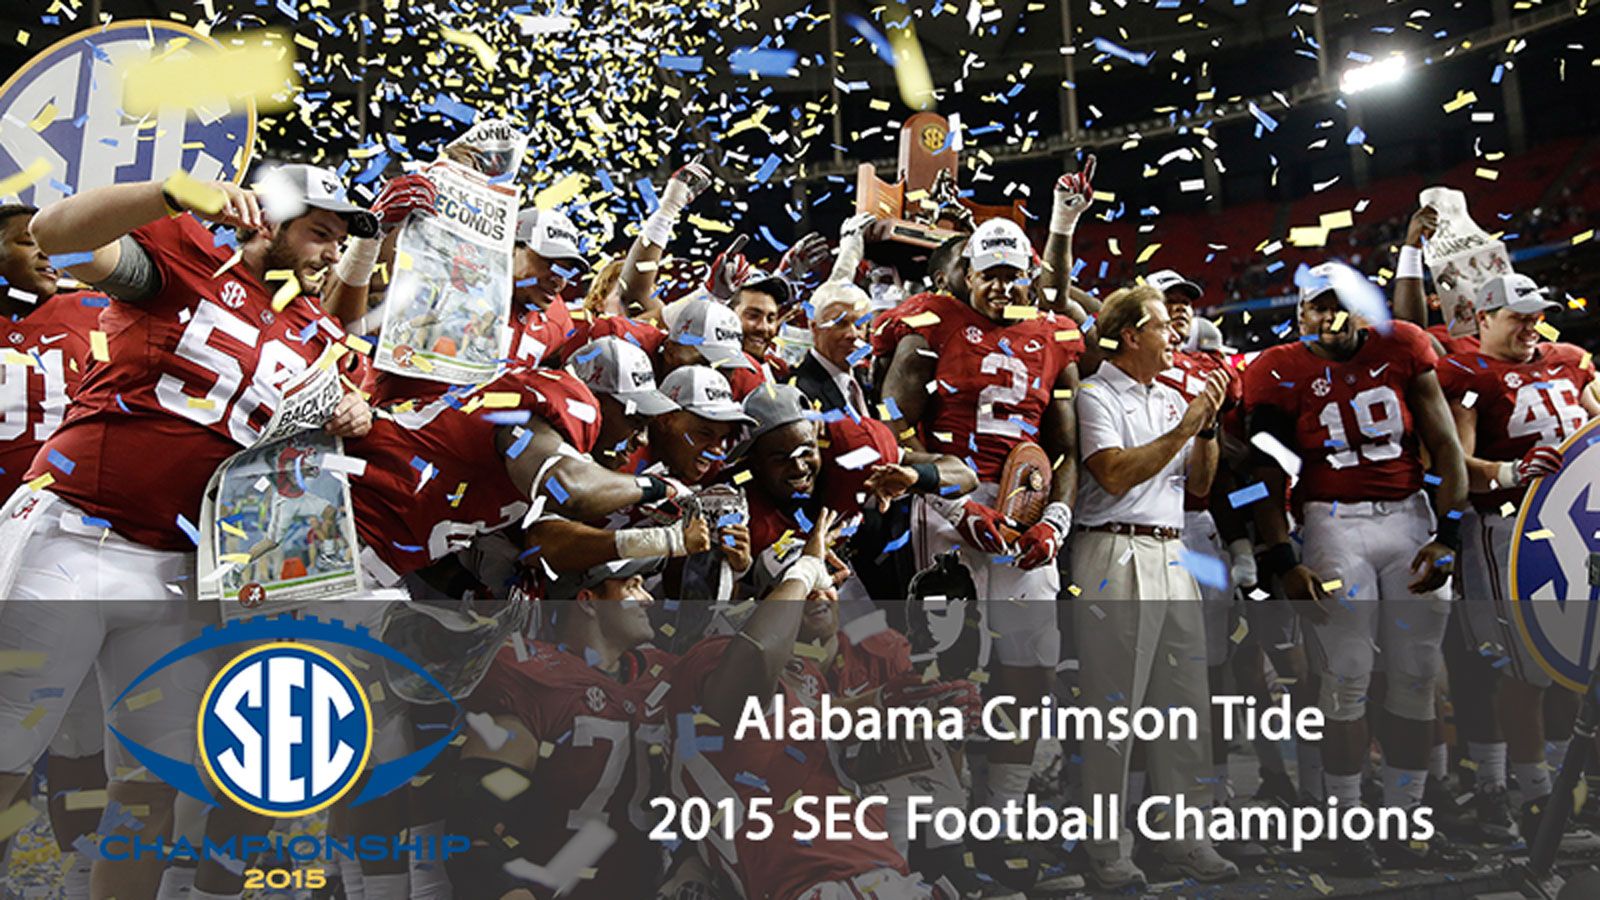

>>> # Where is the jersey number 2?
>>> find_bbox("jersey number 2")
[976,353,1029,437]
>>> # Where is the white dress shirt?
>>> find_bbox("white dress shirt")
[1074,360,1192,529]
[808,347,867,416]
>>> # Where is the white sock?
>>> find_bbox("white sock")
[189,890,241,900]
[1546,738,1572,777]
[1429,743,1449,781]
[1213,763,1232,807]
[1382,766,1428,810]
[986,762,1031,810]
[1326,773,1363,808]
[409,820,454,899]
[1516,760,1553,802]
[362,871,410,900]
[62,852,94,900]
[1298,743,1325,800]
[340,856,367,900]
[1468,741,1508,790]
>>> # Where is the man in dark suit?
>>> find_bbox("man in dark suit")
[793,281,873,416]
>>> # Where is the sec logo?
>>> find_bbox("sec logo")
[198,642,372,817]
[0,21,254,208]
[1510,417,1600,692]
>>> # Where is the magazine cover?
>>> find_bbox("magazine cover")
[375,158,519,383]
[1419,185,1513,337]
[198,431,363,610]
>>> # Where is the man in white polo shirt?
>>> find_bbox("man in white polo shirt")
[1071,284,1233,889]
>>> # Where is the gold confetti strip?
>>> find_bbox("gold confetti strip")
[125,688,163,711]
[0,652,46,674]
[121,31,297,115]
[0,801,40,843]
[0,159,53,197]
[481,767,531,801]
[63,789,109,811]
[163,171,227,215]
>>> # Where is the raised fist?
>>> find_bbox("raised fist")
[776,232,831,283]
[371,173,439,231]
[704,234,752,300]
[1051,154,1096,235]
[662,158,714,213]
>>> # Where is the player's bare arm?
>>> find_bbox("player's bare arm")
[524,515,712,573]
[30,179,257,286]
[1249,406,1332,618]
[698,509,838,726]
[1407,370,1469,593]
[322,174,436,325]
[1040,155,1094,317]
[881,333,935,453]
[1183,371,1229,497]
[626,158,714,322]
[1392,206,1437,335]
[496,418,675,521]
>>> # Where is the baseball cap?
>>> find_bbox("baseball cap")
[1186,318,1236,355]
[1147,269,1202,301]
[253,164,379,238]
[515,208,590,271]
[739,383,813,451]
[1297,262,1339,305]
[735,267,793,307]
[669,298,754,371]
[566,337,678,416]
[660,366,756,424]
[1475,273,1559,315]
[546,558,664,601]
[963,218,1033,272]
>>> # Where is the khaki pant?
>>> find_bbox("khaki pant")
[1070,529,1213,860]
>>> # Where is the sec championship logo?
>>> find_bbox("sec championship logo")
[198,642,373,818]
[1511,417,1600,693]
[0,21,254,207]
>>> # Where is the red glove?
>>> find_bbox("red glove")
[371,173,438,231]
[1517,445,1564,484]
[880,671,981,730]
[1014,520,1063,570]
[704,234,752,300]
[957,500,1011,555]
[776,232,831,283]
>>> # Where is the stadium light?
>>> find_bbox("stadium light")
[1340,54,1408,95]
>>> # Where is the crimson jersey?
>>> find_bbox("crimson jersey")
[1427,323,1481,356]
[1436,343,1595,512]
[348,367,600,575]
[0,292,101,498]
[818,414,903,514]
[468,641,675,900]
[825,629,912,699]
[571,315,769,399]
[906,293,1081,482]
[1243,321,1438,504]
[510,298,575,365]
[29,215,349,549]
[663,636,907,899]
[868,291,941,361]
[1158,349,1243,510]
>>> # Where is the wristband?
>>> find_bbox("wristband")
[615,523,687,559]
[910,462,940,493]
[1434,514,1463,553]
[333,236,382,287]
[1049,204,1082,237]
[1397,245,1424,280]
[1040,501,1072,536]
[779,556,833,595]
[1496,460,1520,490]
[641,209,677,248]
[1261,542,1298,579]
[1197,427,1218,440]
[637,475,669,505]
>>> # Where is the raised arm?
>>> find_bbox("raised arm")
[699,509,839,725]
[1040,156,1095,317]
[1393,206,1438,343]
[625,159,713,323]
[322,175,435,325]
[497,418,673,522]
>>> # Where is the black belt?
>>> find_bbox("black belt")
[1083,522,1182,541]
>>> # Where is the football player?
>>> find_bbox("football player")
[662,508,947,899]
[880,216,1081,824]
[446,558,675,899]
[1436,273,1599,840]
[0,165,379,898]
[1244,266,1476,874]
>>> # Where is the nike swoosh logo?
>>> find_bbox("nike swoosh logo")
[1369,363,1390,378]
[38,333,66,345]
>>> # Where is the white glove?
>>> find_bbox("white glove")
[1229,538,1257,589]
[1050,154,1096,237]
[643,158,714,247]
[829,212,877,283]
